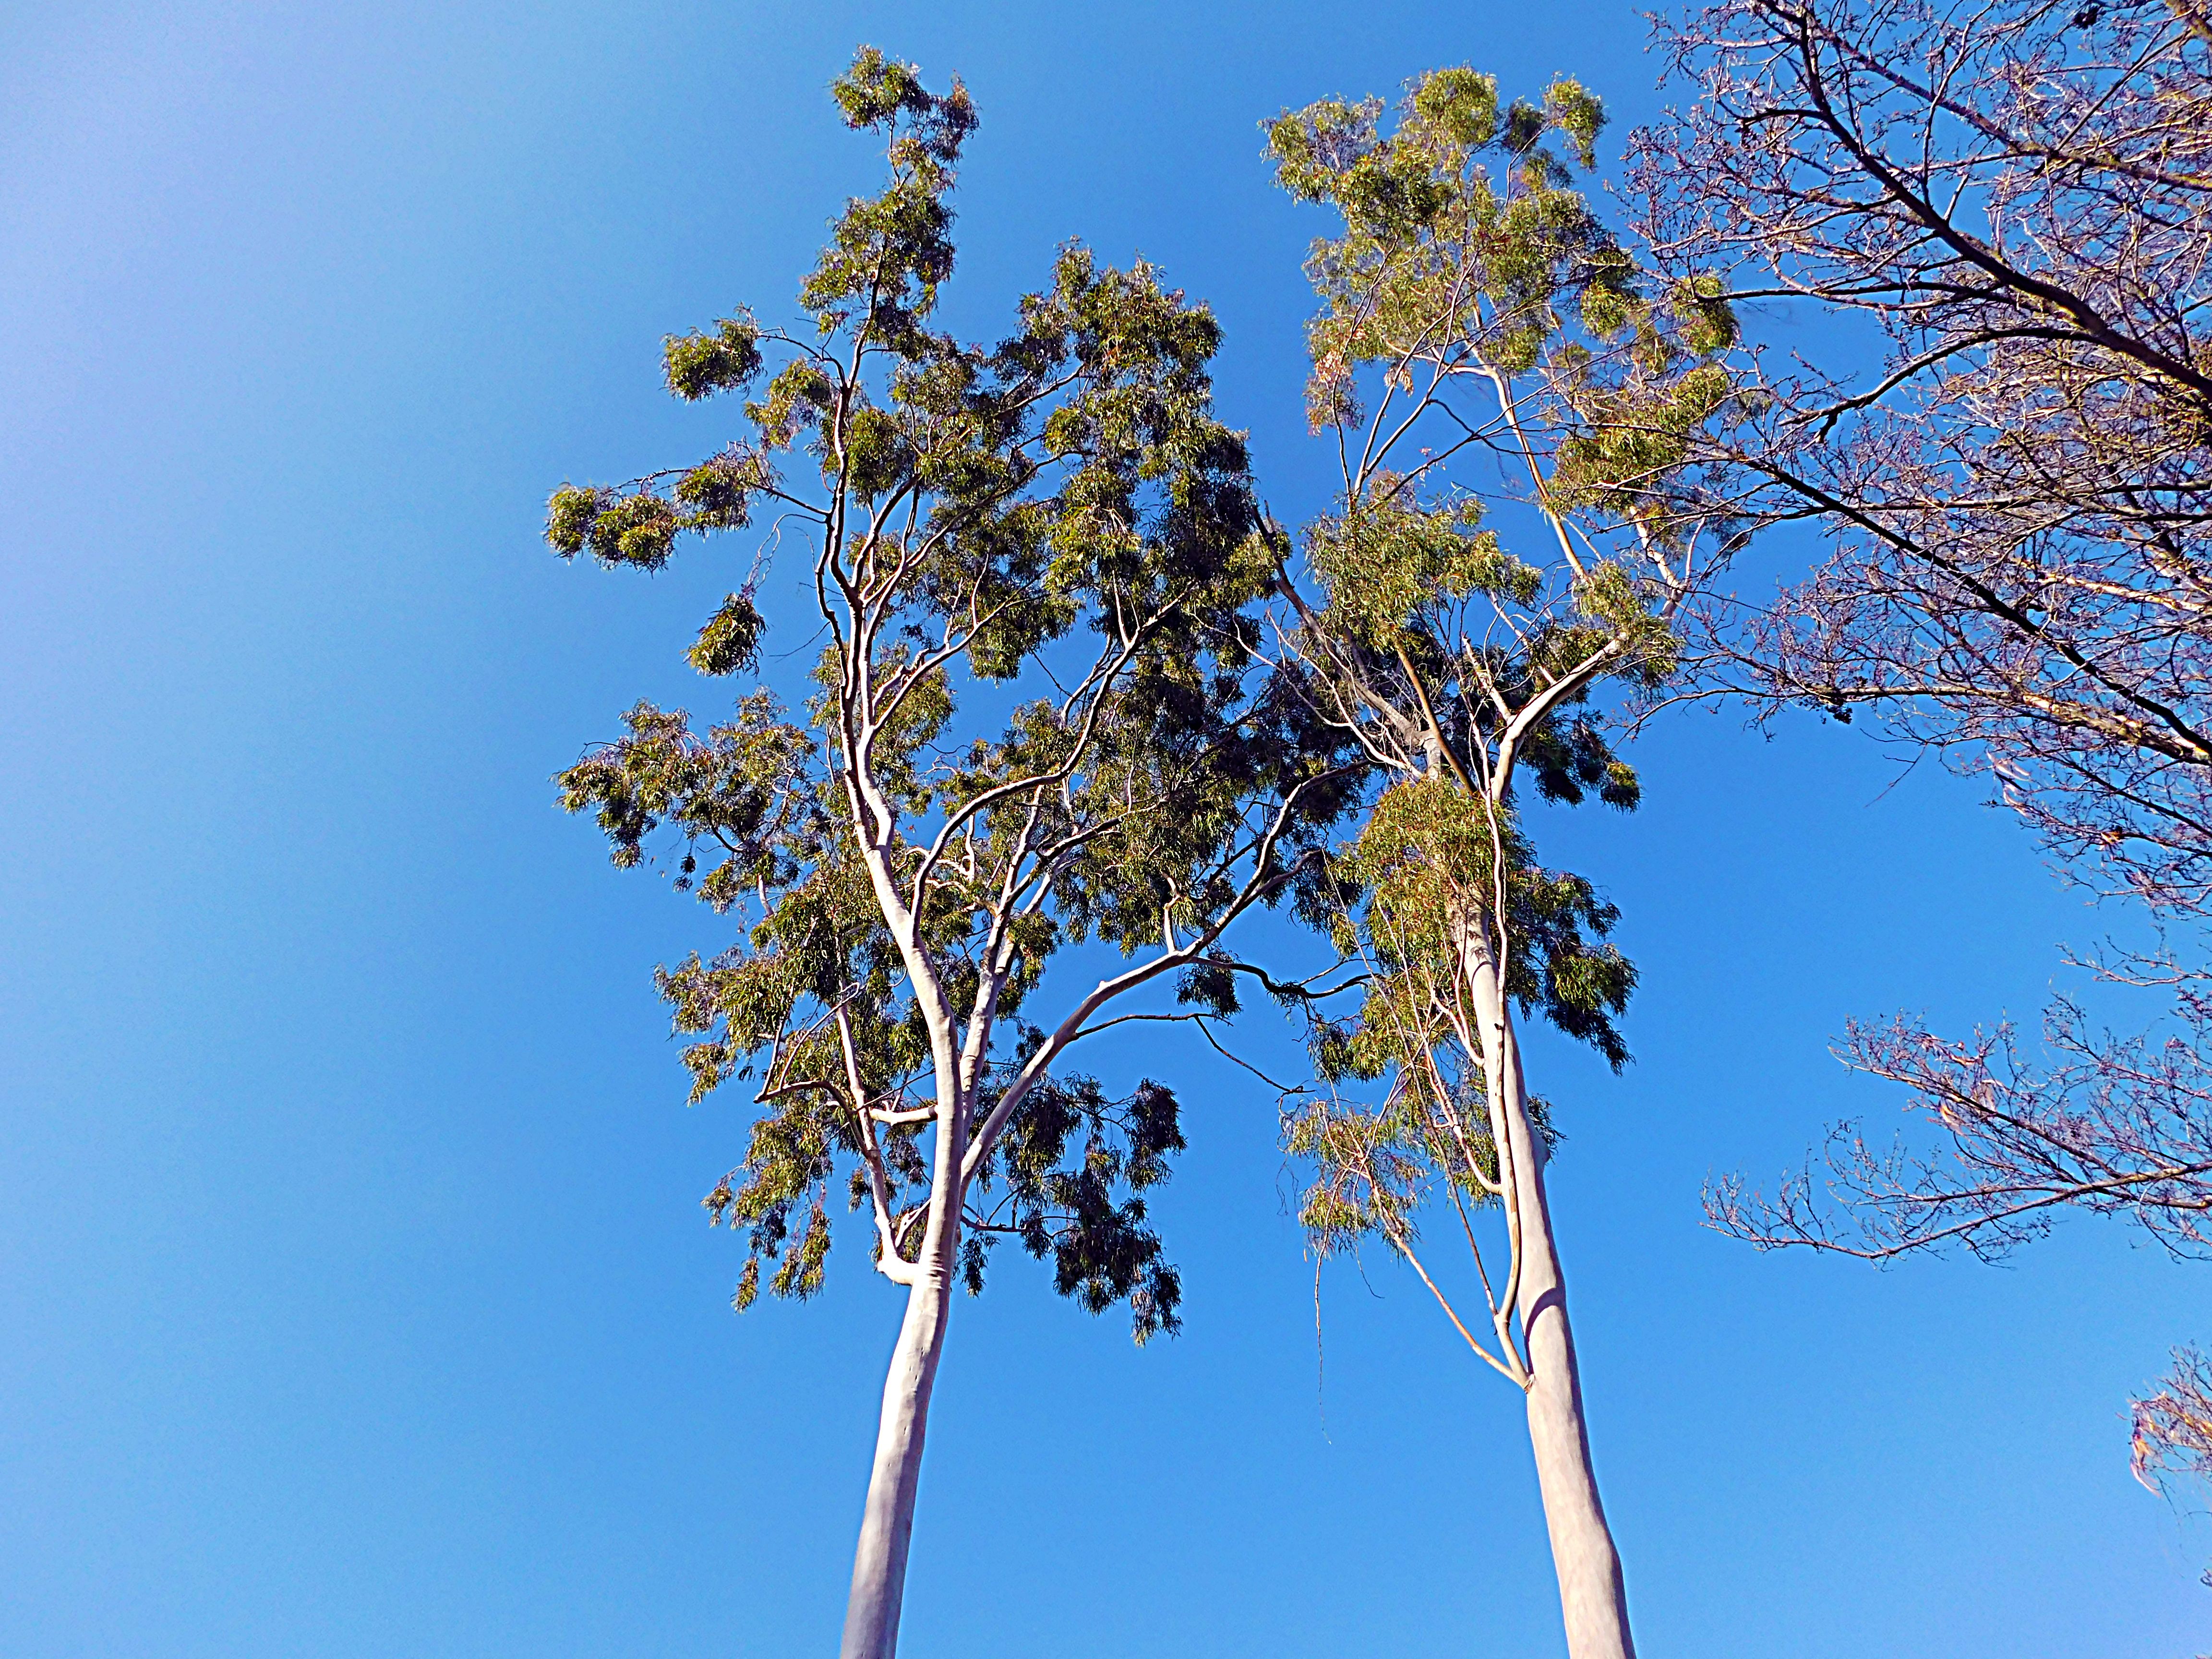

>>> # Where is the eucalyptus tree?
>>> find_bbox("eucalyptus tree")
[546,51,1342,1659]
[1259,71,1743,1659]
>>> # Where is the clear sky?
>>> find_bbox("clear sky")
[1,3,2204,1656]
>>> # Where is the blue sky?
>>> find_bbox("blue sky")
[1,3,2204,1655]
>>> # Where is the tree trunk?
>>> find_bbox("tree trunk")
[1463,932,1636,1659]
[838,1269,951,1659]
[836,938,964,1659]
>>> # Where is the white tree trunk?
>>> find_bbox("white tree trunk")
[840,1010,962,1659]
[1463,934,1636,1659]
[838,1266,951,1659]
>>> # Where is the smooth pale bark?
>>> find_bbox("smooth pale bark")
[840,1110,963,1659]
[827,723,1306,1654]
[1461,930,1636,1659]
[838,1267,951,1659]
[838,942,967,1659]
[835,799,971,1659]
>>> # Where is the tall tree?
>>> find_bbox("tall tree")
[1631,0,2212,1501]
[547,51,1342,1658]
[1260,70,1743,1659]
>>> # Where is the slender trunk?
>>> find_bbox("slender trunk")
[1462,931,1636,1659]
[838,1269,951,1659]
[840,998,963,1659]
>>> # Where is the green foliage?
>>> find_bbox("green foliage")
[831,44,976,155]
[1336,776,1636,1073]
[545,487,679,570]
[1263,63,1744,1296]
[802,48,977,347]
[1669,274,1737,356]
[546,444,773,569]
[688,592,766,677]
[1263,68,1647,434]
[556,694,821,898]
[1305,484,1526,649]
[1286,773,1627,1284]
[964,1075,1188,1342]
[1550,362,1734,531]
[1543,79,1607,169]
[1261,61,1738,566]
[1286,1086,1488,1256]
[552,48,1348,1332]
[664,316,765,402]
[1412,67,1503,150]
[1263,60,1743,833]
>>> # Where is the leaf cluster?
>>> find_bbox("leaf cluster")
[1323,774,1635,1080]
[964,1073,1189,1342]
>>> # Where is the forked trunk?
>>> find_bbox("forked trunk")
[839,1270,951,1659]
[1462,931,1636,1659]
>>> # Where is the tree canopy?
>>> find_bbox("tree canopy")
[552,45,1346,1336]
